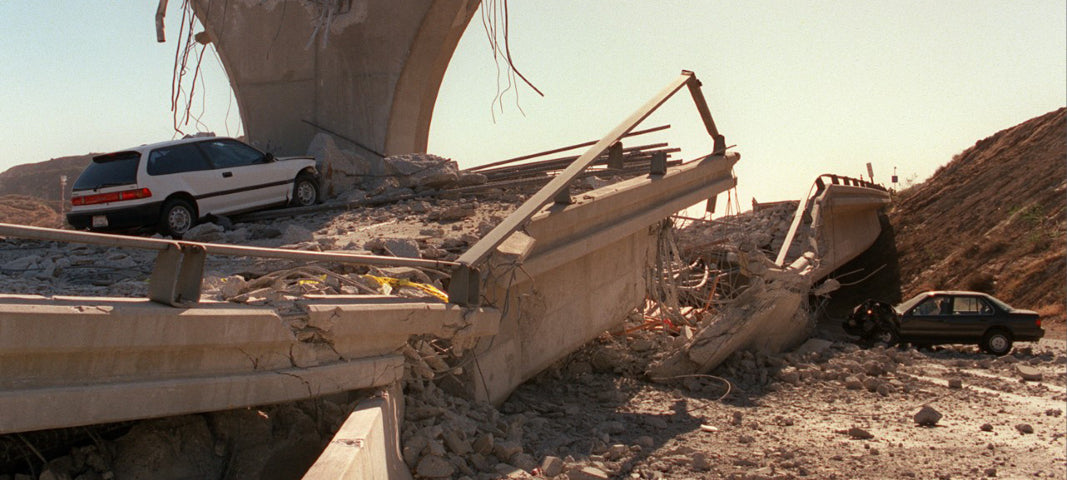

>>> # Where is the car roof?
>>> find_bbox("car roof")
[111,136,240,155]
[922,290,990,297]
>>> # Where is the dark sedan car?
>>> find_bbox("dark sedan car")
[844,290,1044,355]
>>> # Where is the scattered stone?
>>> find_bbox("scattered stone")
[793,338,833,357]
[383,238,421,259]
[1014,423,1033,434]
[914,405,942,427]
[984,467,997,477]
[416,455,455,478]
[471,433,494,455]
[442,429,471,456]
[1045,409,1063,417]
[493,440,523,461]
[847,427,874,440]
[1016,365,1043,381]
[948,378,963,389]
[691,452,711,471]
[540,456,564,477]
[980,423,993,432]
[568,466,611,480]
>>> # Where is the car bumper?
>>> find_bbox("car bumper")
[66,202,164,231]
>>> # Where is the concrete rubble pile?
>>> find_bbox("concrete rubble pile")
[641,203,834,379]
[308,133,487,203]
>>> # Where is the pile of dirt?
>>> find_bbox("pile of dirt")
[889,108,1065,325]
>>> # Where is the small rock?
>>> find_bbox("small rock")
[1016,365,1043,381]
[472,433,494,455]
[416,455,455,478]
[442,429,471,456]
[493,440,523,461]
[511,453,538,472]
[540,456,564,477]
[777,366,800,385]
[914,405,942,427]
[568,466,611,480]
[947,378,963,389]
[984,467,997,477]
[691,452,711,471]
[848,427,874,440]
[1045,409,1063,417]
[980,423,993,432]
[1014,423,1033,434]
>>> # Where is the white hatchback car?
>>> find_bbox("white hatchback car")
[66,137,319,237]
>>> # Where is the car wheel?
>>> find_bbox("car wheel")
[873,327,899,346]
[291,174,319,207]
[159,198,196,238]
[981,330,1013,356]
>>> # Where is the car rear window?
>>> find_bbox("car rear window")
[147,143,213,175]
[72,152,140,191]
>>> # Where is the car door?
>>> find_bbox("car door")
[901,296,951,339]
[942,295,990,342]
[145,143,220,216]
[196,139,292,214]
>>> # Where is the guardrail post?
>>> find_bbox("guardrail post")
[447,265,481,306]
[554,183,573,205]
[176,243,206,305]
[607,142,624,169]
[650,151,668,176]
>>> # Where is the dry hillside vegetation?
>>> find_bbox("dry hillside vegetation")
[890,108,1066,326]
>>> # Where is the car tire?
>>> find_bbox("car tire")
[873,327,900,347]
[981,329,1013,356]
[291,174,319,207]
[159,198,196,238]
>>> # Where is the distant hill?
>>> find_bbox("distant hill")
[0,154,93,203]
[891,108,1066,320]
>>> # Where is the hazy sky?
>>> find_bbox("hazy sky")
[1,1,1064,208]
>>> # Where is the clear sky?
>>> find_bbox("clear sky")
[1,1,1064,208]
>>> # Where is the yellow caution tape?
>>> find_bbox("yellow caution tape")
[364,275,449,303]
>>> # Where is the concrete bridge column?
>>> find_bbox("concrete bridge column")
[189,0,479,157]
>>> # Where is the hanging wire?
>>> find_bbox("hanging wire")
[480,0,544,122]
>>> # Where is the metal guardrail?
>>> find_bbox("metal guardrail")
[447,70,727,306]
[0,223,458,307]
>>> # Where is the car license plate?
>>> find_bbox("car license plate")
[91,215,108,228]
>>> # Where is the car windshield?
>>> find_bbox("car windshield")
[894,293,930,315]
[72,152,140,191]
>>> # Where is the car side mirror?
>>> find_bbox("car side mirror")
[264,152,276,163]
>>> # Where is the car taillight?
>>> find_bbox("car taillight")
[71,187,151,206]
[1036,318,1042,328]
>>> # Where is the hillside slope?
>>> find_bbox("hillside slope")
[890,107,1066,321]
[0,154,92,203]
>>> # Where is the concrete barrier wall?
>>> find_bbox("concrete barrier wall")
[0,295,498,434]
[466,153,739,403]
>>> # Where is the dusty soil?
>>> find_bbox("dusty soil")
[485,328,1067,480]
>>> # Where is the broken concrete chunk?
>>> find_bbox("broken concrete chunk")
[384,238,421,259]
[568,466,611,480]
[540,456,564,477]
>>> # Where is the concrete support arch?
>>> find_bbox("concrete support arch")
[189,0,479,158]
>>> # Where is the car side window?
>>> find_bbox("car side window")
[198,140,265,169]
[147,144,212,176]
[952,296,984,315]
[912,298,940,316]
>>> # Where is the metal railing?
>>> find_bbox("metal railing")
[0,223,458,307]
[447,70,727,306]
